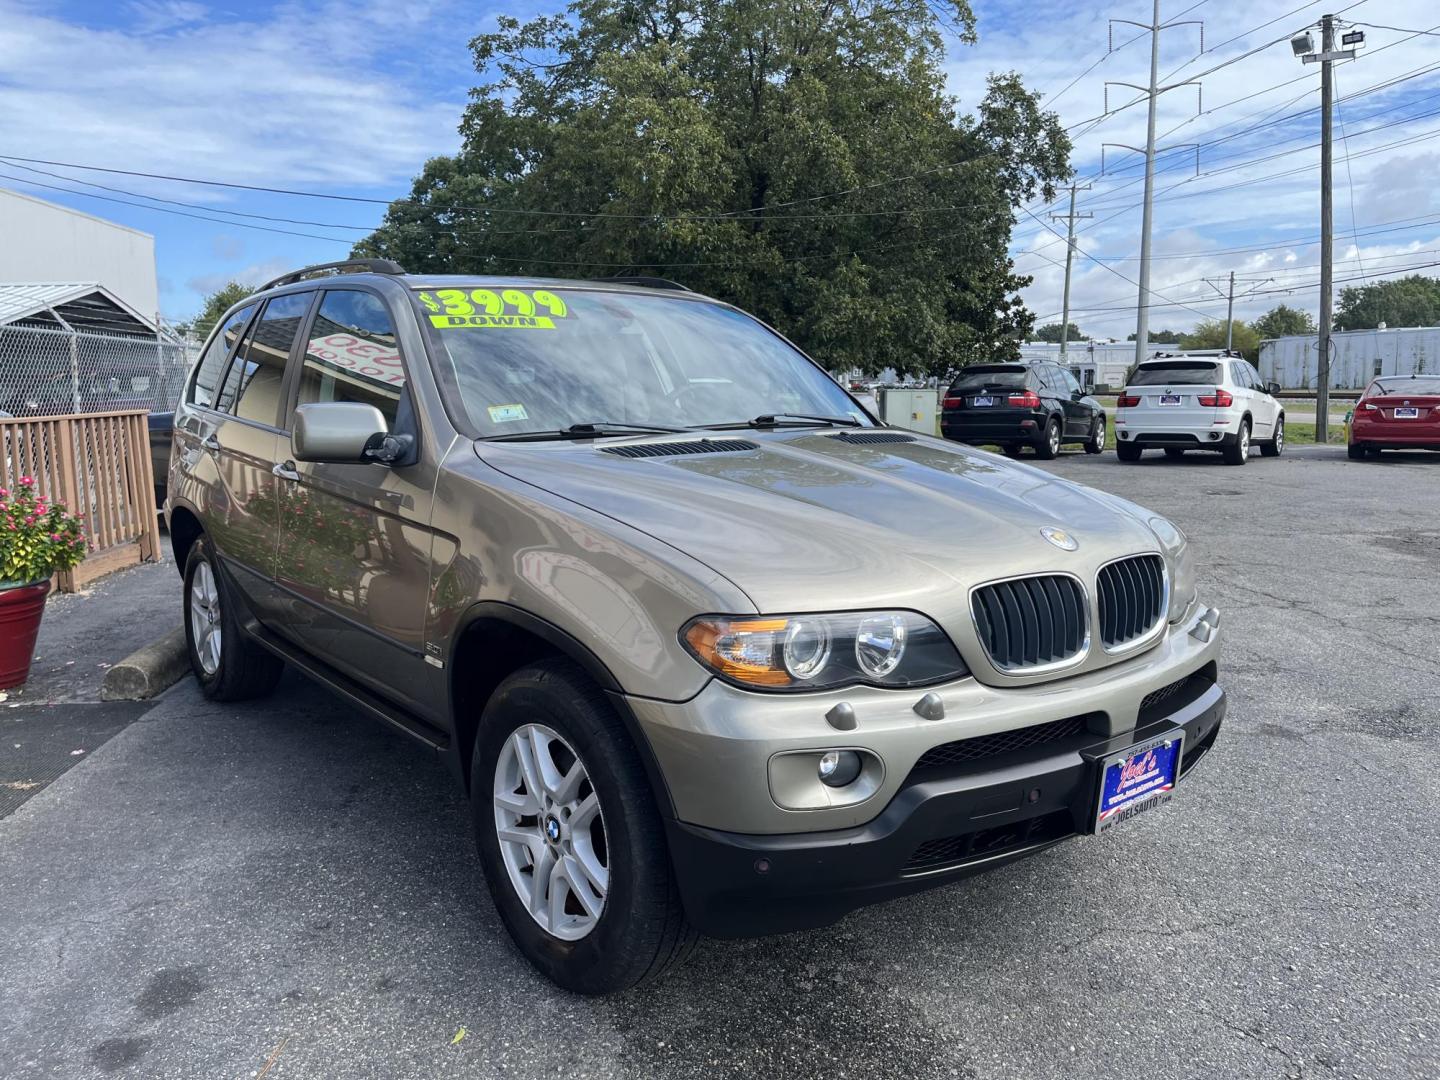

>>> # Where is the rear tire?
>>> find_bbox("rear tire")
[1034,418,1061,460]
[1164,447,1186,460]
[1223,420,1251,466]
[1002,444,1024,458]
[1116,441,1143,462]
[1084,416,1106,455]
[1347,442,1365,460]
[1260,415,1284,457]
[183,536,283,701]
[472,659,696,995]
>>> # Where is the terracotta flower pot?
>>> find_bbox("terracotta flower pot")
[0,579,52,689]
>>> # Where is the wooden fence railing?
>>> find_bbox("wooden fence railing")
[0,410,161,591]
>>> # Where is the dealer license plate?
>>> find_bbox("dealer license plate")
[1158,394,1182,406]
[973,396,994,407]
[1094,730,1185,834]
[1395,407,1419,418]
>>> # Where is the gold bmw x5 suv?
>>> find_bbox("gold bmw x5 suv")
[166,259,1226,994]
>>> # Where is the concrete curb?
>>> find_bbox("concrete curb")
[100,627,189,701]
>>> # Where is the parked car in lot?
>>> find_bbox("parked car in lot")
[1114,355,1283,465]
[166,260,1226,994]
[1347,375,1440,459]
[940,362,1106,458]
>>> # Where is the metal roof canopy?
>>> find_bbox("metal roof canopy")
[0,282,158,337]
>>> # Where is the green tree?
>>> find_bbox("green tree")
[1180,319,1261,363]
[182,282,251,340]
[1334,274,1440,331]
[1127,328,1182,344]
[1251,304,1315,340]
[355,0,1070,379]
[1035,322,1083,343]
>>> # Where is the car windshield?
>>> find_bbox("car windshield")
[416,285,869,436]
[1374,377,1440,395]
[948,368,1027,391]
[1130,361,1223,386]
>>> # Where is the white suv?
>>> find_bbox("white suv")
[1114,355,1284,465]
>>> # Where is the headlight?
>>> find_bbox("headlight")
[1148,516,1196,622]
[682,611,968,691]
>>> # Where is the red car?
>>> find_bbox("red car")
[1348,375,1440,459]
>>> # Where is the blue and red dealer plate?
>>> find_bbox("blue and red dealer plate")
[1094,730,1185,834]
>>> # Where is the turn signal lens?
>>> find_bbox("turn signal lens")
[1008,390,1042,407]
[1197,389,1234,407]
[1116,393,1141,408]
[941,396,963,408]
[681,611,967,692]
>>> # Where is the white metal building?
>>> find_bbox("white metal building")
[1018,341,1177,389]
[1259,326,1440,390]
[0,187,158,321]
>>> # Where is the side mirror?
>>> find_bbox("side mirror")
[1071,389,1085,400]
[1265,382,1282,396]
[293,402,392,464]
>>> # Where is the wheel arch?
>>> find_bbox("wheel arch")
[168,502,204,576]
[446,602,676,816]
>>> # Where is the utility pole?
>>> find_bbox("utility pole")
[1203,271,1274,351]
[1298,14,1358,441]
[1050,182,1092,359]
[1104,5,1203,368]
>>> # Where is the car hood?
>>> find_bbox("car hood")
[476,430,1160,616]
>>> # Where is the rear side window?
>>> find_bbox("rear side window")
[1131,361,1222,386]
[229,293,313,426]
[189,304,254,407]
[948,368,1028,392]
[297,290,406,426]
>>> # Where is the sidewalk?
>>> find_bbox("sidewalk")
[0,553,181,818]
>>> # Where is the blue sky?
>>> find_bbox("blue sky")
[1,0,1437,337]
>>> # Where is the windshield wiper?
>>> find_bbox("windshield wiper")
[481,421,690,443]
[702,413,864,431]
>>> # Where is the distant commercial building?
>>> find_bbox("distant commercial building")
[0,187,158,320]
[1259,326,1439,390]
[1018,341,1177,390]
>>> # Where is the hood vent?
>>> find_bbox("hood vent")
[826,431,916,445]
[600,438,759,459]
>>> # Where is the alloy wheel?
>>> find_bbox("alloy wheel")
[493,723,608,941]
[1239,424,1250,457]
[1093,417,1105,449]
[1275,419,1284,452]
[189,562,222,676]
[1048,422,1060,455]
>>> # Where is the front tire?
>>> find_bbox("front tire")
[1223,420,1251,465]
[1260,415,1284,457]
[183,537,283,701]
[1034,418,1061,460]
[1084,415,1106,455]
[472,659,695,994]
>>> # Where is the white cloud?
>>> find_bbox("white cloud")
[947,0,1440,336]
[186,256,292,295]
[0,0,463,195]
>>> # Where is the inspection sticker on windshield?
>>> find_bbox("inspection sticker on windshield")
[488,403,529,423]
[1093,730,1184,834]
[418,289,570,330]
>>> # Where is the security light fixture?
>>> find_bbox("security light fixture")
[1290,30,1315,56]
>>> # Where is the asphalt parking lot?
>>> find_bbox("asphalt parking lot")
[1,444,1437,1079]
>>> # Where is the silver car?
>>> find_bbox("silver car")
[165,261,1226,994]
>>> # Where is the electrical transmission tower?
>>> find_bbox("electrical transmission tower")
[1203,271,1275,351]
[1102,2,1203,367]
[1050,182,1092,358]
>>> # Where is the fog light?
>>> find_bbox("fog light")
[818,750,863,787]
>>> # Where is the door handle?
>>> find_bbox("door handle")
[272,461,300,482]
[200,434,221,452]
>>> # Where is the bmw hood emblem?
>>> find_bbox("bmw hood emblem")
[1041,526,1079,551]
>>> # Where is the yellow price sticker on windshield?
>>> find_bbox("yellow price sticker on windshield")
[418,289,569,330]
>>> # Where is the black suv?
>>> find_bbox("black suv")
[940,362,1105,459]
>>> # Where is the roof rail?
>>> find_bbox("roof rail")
[601,276,692,292]
[258,258,406,293]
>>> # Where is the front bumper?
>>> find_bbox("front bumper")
[665,670,1225,937]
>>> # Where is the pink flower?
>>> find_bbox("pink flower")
[50,533,60,541]
[24,515,36,525]
[18,476,33,487]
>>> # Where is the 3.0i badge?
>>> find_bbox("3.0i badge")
[1041,526,1079,551]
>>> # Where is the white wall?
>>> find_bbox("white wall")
[1259,327,1440,389]
[0,188,158,320]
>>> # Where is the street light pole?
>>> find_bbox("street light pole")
[1133,0,1162,370]
[1317,12,1335,442]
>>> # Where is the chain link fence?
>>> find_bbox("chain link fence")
[0,324,196,417]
